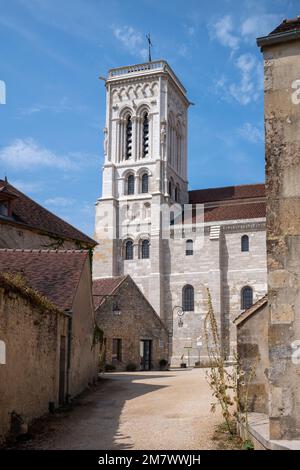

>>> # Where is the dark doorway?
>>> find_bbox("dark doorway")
[59,335,66,405]
[140,339,152,370]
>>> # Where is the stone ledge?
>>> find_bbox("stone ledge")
[238,413,300,450]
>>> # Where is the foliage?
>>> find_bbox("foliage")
[159,358,168,367]
[91,322,104,350]
[126,362,137,371]
[42,235,65,250]
[105,363,116,372]
[204,287,256,447]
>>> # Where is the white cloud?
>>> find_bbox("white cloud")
[10,180,42,194]
[112,25,148,61]
[241,14,282,42]
[210,15,240,51]
[229,53,262,105]
[237,122,264,143]
[215,53,263,105]
[0,138,78,170]
[18,97,88,116]
[44,197,76,207]
[178,44,190,58]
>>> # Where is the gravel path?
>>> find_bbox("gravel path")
[17,369,222,450]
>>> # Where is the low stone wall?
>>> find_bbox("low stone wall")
[235,299,269,414]
[0,282,66,444]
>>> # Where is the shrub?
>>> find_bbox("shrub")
[159,358,168,367]
[105,363,116,372]
[126,362,137,371]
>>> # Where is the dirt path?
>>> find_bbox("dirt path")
[15,369,222,450]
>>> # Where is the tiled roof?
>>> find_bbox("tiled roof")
[234,295,268,326]
[0,249,88,311]
[204,202,266,222]
[93,276,127,310]
[0,179,96,246]
[189,183,265,204]
[270,17,300,35]
[187,184,266,223]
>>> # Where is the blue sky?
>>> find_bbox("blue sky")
[0,0,298,236]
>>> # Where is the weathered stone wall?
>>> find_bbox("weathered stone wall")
[0,286,66,444]
[70,258,99,396]
[263,39,300,439]
[0,222,81,250]
[236,302,269,414]
[96,277,169,370]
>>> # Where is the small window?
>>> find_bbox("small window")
[112,338,122,362]
[186,239,193,256]
[175,186,179,202]
[0,201,8,217]
[141,173,148,193]
[127,174,135,195]
[125,240,133,260]
[125,116,132,159]
[142,113,149,158]
[168,181,172,198]
[241,235,249,252]
[241,286,253,310]
[141,239,150,259]
[170,211,175,226]
[182,284,194,311]
[0,340,6,365]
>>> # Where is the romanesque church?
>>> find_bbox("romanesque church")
[93,60,267,366]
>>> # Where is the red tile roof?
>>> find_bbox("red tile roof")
[270,17,300,35]
[187,184,266,222]
[0,249,88,311]
[0,179,96,246]
[204,202,266,222]
[93,276,127,310]
[189,183,265,204]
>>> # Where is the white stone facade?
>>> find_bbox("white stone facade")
[93,61,267,366]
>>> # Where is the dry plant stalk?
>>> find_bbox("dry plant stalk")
[204,287,257,443]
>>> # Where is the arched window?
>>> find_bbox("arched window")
[125,240,133,260]
[170,210,175,226]
[142,113,149,158]
[241,286,253,310]
[125,116,132,159]
[241,235,249,252]
[182,284,194,311]
[127,174,135,195]
[141,173,148,193]
[186,239,193,256]
[141,239,150,259]
[174,186,178,202]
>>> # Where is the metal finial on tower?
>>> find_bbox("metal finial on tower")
[146,33,153,62]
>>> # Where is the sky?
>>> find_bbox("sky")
[0,0,299,236]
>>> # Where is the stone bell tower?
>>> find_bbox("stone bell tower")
[93,60,189,319]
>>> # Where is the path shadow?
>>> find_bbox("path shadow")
[10,372,173,450]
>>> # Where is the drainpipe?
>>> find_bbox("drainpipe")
[64,310,73,404]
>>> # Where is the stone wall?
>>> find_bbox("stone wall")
[262,38,300,440]
[0,223,81,250]
[236,299,269,414]
[0,283,66,444]
[95,218,267,367]
[95,276,169,371]
[70,258,99,396]
[164,221,267,366]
